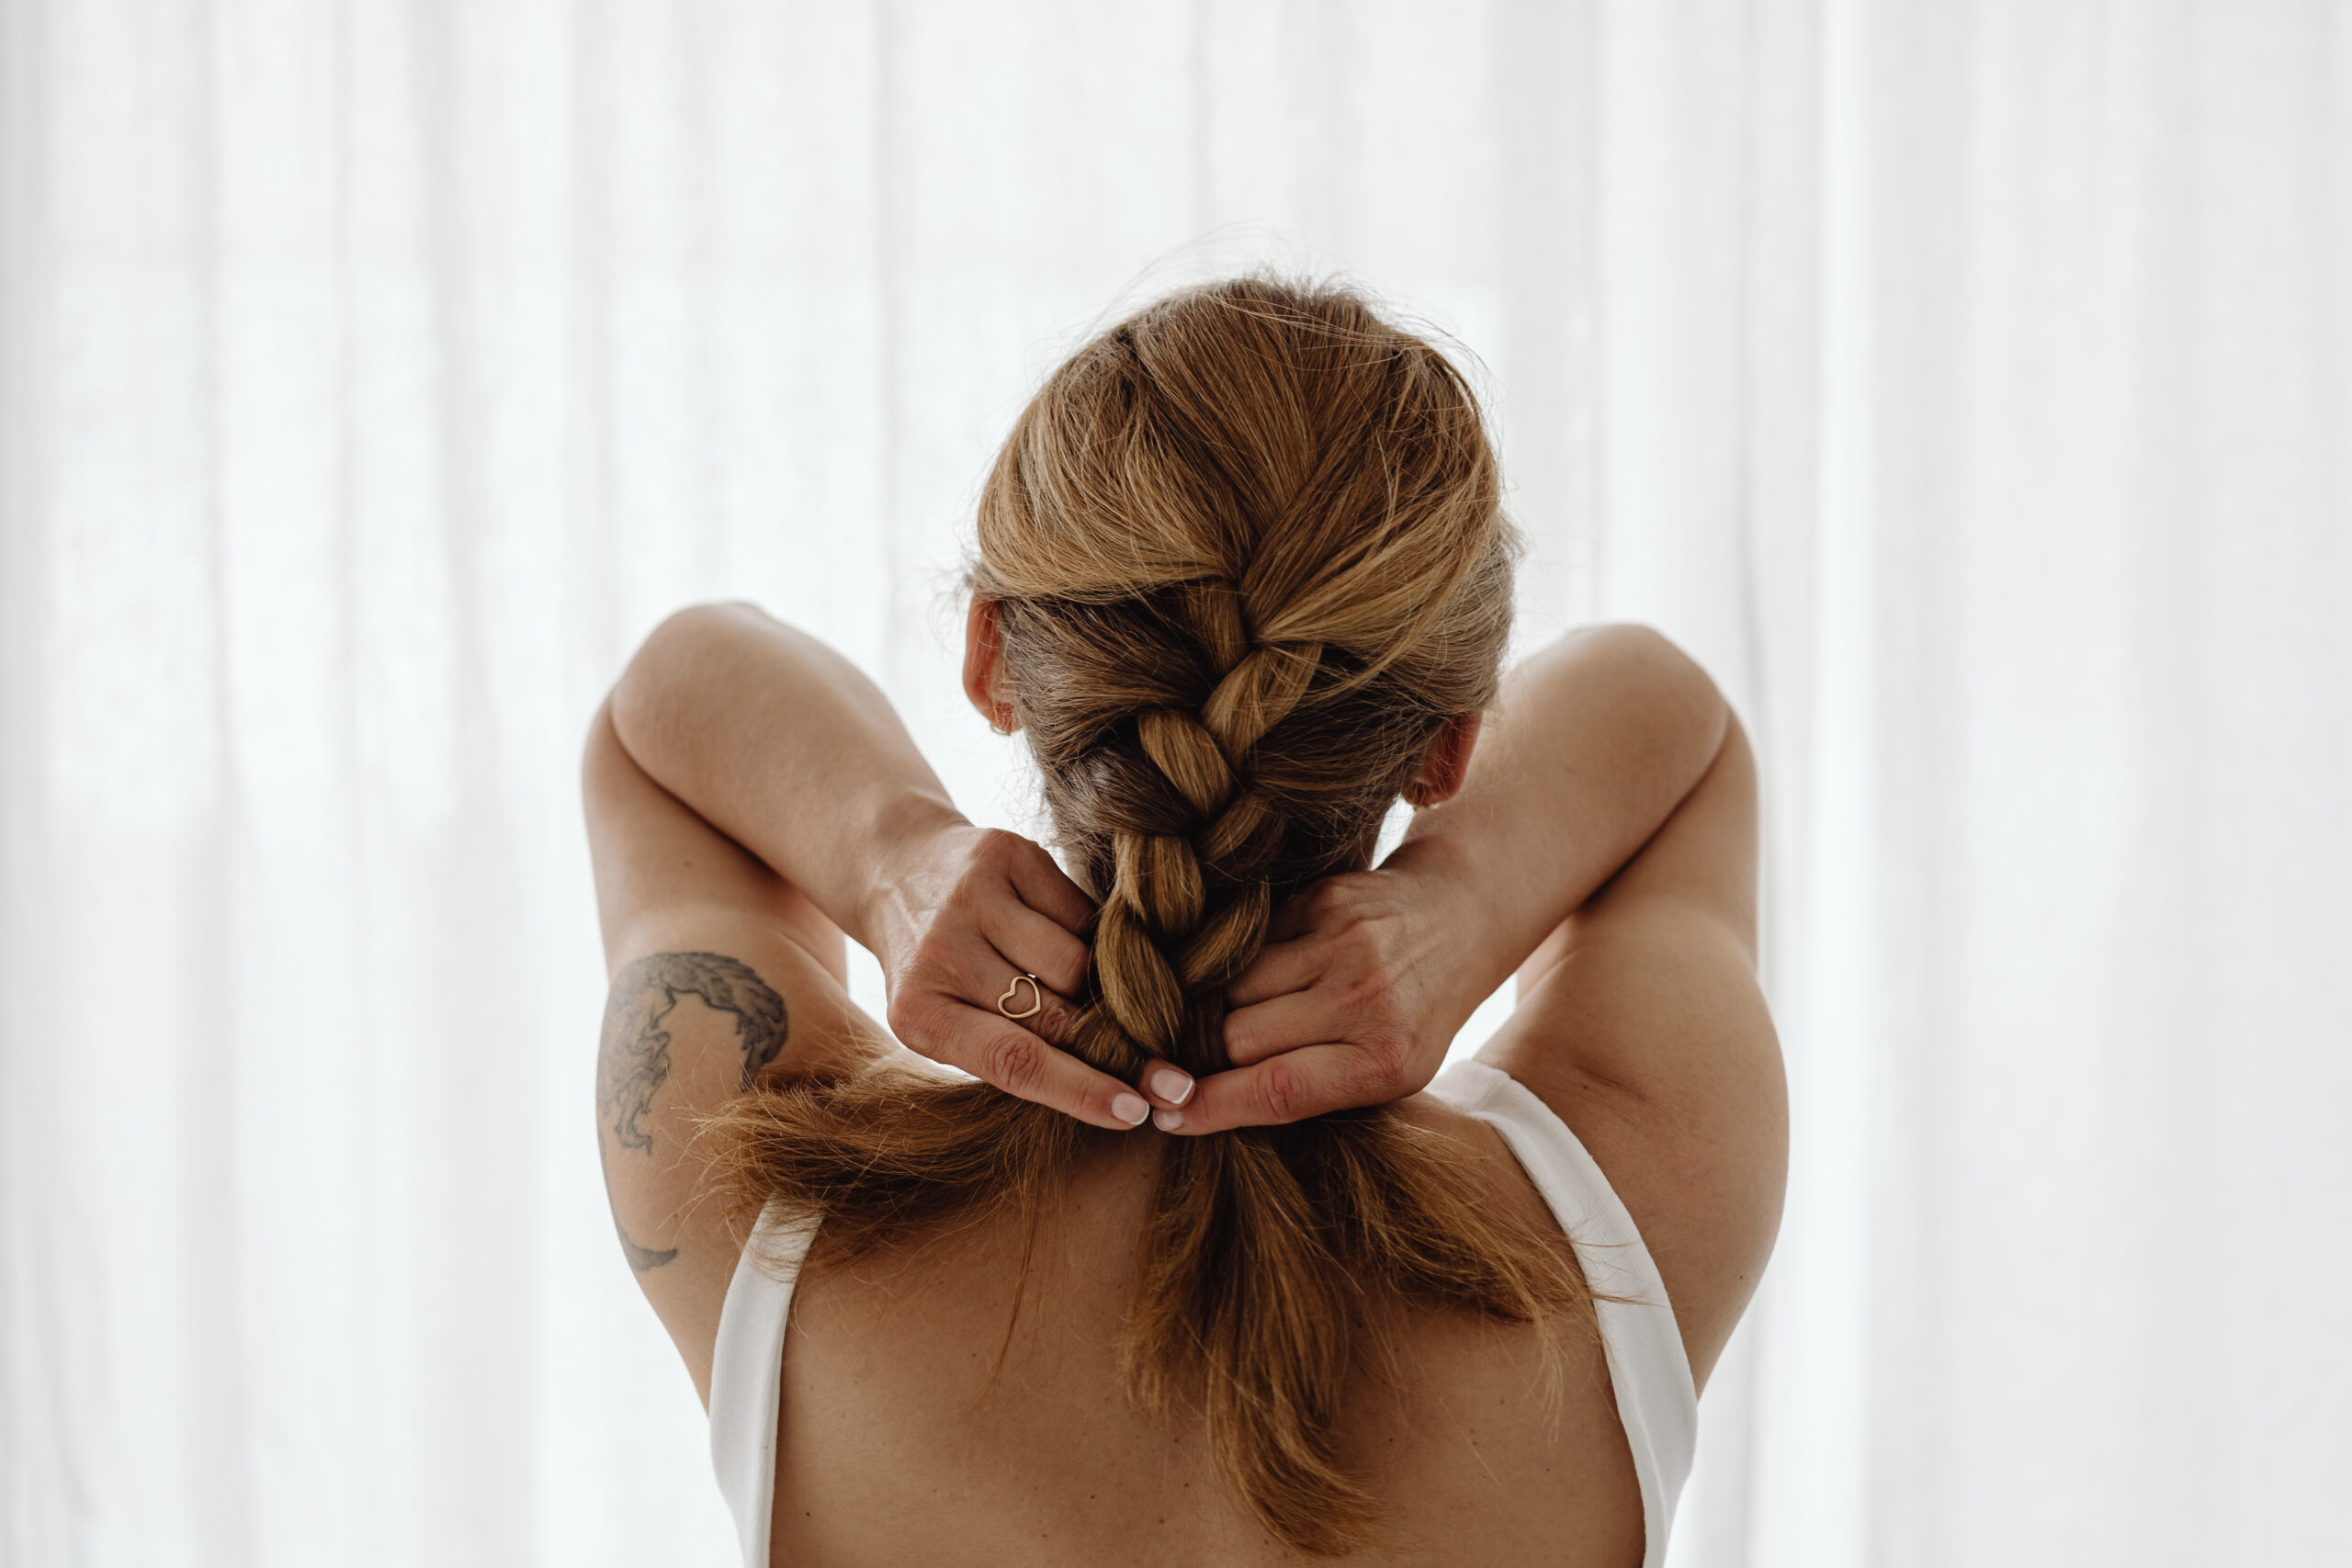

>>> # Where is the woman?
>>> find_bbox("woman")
[584,278,1785,1566]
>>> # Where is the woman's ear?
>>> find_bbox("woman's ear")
[962,596,1018,733]
[1403,712,1482,807]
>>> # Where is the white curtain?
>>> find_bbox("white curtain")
[4,3,2346,1564]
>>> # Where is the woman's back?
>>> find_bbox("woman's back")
[763,1092,1647,1567]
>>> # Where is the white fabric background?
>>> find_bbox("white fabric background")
[3,3,2346,1564]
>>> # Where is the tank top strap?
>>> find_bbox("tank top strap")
[708,1204,820,1568]
[1428,1059,1700,1568]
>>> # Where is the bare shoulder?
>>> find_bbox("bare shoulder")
[1475,715,1787,1387]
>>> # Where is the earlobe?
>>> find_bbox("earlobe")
[1403,712,1482,807]
[962,596,1018,734]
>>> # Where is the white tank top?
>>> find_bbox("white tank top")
[707,1059,1699,1566]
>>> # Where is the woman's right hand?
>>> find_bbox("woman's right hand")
[1158,862,1498,1134]
[863,819,1193,1131]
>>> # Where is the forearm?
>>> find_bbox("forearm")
[606,604,963,953]
[1388,625,1730,998]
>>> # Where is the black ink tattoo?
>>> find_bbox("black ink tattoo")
[611,1202,679,1274]
[594,951,789,1273]
[596,950,791,1152]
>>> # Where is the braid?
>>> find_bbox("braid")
[1085,584,1320,1073]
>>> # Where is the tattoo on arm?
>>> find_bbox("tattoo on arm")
[597,950,792,1150]
[594,951,791,1271]
[608,1189,679,1273]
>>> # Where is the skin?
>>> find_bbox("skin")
[586,602,1786,1564]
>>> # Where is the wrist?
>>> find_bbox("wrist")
[852,793,972,958]
[1384,840,1510,1040]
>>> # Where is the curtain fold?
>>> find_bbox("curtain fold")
[3,4,2346,1564]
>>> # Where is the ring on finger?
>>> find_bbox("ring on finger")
[995,973,1045,1021]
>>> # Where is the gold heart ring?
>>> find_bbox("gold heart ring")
[996,974,1045,1021]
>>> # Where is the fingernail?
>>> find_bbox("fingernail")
[1152,1108,1185,1133]
[1148,1066,1195,1106]
[1112,1092,1150,1126]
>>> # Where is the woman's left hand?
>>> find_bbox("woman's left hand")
[1153,864,1494,1134]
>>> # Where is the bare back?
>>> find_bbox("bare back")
[770,1100,1644,1566]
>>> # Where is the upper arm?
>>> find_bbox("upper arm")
[582,700,892,1403]
[1477,713,1787,1387]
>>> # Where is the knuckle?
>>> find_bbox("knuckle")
[985,1032,1046,1095]
[887,996,947,1052]
[1361,1035,1409,1093]
[1261,1058,1301,1123]
[1222,1015,1256,1062]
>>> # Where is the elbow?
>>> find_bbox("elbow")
[608,601,767,755]
[1565,621,1711,682]
[1561,622,1730,750]
[627,600,765,681]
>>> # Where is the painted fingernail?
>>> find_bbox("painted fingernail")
[1148,1066,1195,1106]
[1152,1108,1185,1133]
[1112,1092,1150,1126]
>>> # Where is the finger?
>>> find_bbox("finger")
[1221,990,1340,1066]
[981,898,1091,998]
[1136,1057,1196,1111]
[922,1005,1151,1130]
[1150,1044,1385,1135]
[1224,935,1323,1009]
[1003,839,1095,933]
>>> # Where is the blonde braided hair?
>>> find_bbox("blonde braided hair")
[1074,596,1307,1076]
[709,278,1594,1556]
